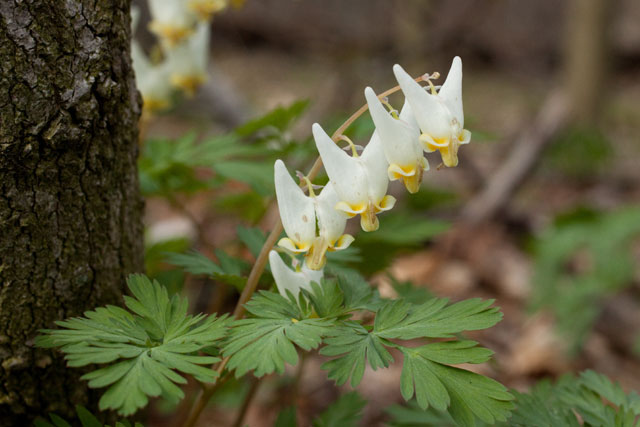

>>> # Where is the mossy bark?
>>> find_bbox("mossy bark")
[0,1,143,423]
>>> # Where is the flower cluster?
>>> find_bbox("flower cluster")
[269,58,471,297]
[131,1,231,113]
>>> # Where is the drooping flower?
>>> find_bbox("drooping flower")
[148,0,197,46]
[188,0,228,21]
[131,42,172,113]
[274,160,353,270]
[268,251,323,299]
[364,87,428,193]
[393,57,471,167]
[165,22,210,96]
[274,159,316,255]
[312,123,395,232]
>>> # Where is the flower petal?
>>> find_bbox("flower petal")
[360,133,390,203]
[315,182,348,245]
[312,123,368,206]
[364,87,421,171]
[438,56,464,129]
[459,129,472,145]
[274,160,316,250]
[332,234,355,250]
[269,251,312,298]
[393,64,452,139]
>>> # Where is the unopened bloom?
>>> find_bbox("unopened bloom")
[312,123,395,232]
[188,0,228,21]
[268,251,323,299]
[393,57,471,167]
[364,87,428,193]
[166,22,210,95]
[274,160,353,270]
[148,0,196,46]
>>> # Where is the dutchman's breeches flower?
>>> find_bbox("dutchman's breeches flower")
[393,57,471,168]
[312,123,395,232]
[365,87,428,194]
[268,251,323,299]
[166,22,210,96]
[274,160,353,270]
[148,0,197,46]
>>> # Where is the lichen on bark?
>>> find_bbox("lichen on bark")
[0,0,143,423]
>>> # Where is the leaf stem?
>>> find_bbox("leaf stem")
[232,377,261,427]
[180,75,425,427]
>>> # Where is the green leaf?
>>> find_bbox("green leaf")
[237,226,267,259]
[304,280,345,318]
[36,274,230,416]
[164,251,224,276]
[374,298,503,340]
[164,250,247,291]
[223,291,334,377]
[400,346,514,426]
[335,270,379,311]
[235,100,309,136]
[214,161,274,196]
[320,321,394,387]
[75,405,101,427]
[313,392,367,427]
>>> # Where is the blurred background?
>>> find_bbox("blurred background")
[134,0,640,425]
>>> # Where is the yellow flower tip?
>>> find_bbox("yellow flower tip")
[278,237,310,254]
[419,134,449,153]
[332,234,355,251]
[438,143,459,168]
[305,237,329,271]
[387,163,416,181]
[376,194,396,212]
[188,0,227,20]
[360,202,379,232]
[291,318,299,323]
[142,97,170,114]
[335,201,365,218]
[171,74,206,97]
[402,169,423,194]
[148,22,194,46]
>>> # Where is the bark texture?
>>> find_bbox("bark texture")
[0,0,143,423]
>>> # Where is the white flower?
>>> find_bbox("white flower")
[274,160,353,270]
[312,123,395,232]
[165,22,210,96]
[274,159,316,255]
[393,57,471,167]
[364,87,428,193]
[148,0,197,46]
[131,42,172,113]
[188,0,228,21]
[268,251,323,299]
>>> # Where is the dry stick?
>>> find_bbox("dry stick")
[460,92,570,223]
[181,76,427,427]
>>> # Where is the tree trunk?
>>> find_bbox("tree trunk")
[0,1,143,423]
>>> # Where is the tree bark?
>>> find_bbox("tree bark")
[0,1,143,423]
